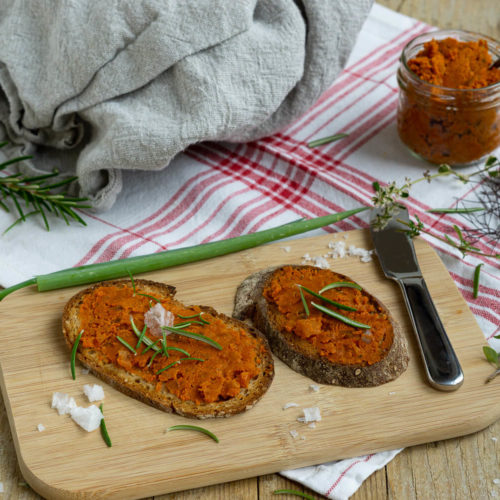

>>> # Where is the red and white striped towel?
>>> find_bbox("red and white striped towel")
[0,4,498,499]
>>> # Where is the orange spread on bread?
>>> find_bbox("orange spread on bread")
[263,266,394,366]
[78,284,261,404]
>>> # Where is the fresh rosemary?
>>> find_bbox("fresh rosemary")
[310,301,371,329]
[297,284,357,312]
[99,404,112,448]
[307,133,349,148]
[70,330,84,380]
[166,424,219,443]
[318,281,363,294]
[0,143,90,232]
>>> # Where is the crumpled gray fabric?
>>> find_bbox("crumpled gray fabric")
[0,0,372,210]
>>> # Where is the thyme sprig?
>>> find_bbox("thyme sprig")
[0,143,90,232]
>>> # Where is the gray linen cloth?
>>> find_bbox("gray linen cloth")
[0,0,372,210]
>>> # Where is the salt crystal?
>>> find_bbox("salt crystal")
[492,437,498,443]
[302,253,311,261]
[312,256,329,269]
[388,391,396,396]
[83,384,105,402]
[51,392,77,415]
[81,368,90,375]
[70,405,103,432]
[289,430,299,439]
[0,482,3,493]
[300,436,306,440]
[281,246,291,253]
[309,384,320,392]
[494,479,500,485]
[297,407,322,423]
[283,402,299,410]
[144,303,174,337]
[308,422,316,429]
[37,424,45,432]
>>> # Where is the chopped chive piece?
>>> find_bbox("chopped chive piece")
[99,404,112,448]
[166,424,219,443]
[298,286,309,317]
[127,269,136,294]
[117,336,137,355]
[166,346,191,356]
[298,284,357,311]
[318,281,363,294]
[141,339,160,354]
[307,132,349,148]
[135,325,147,349]
[273,489,315,500]
[427,207,484,214]
[162,330,169,358]
[156,357,204,375]
[473,263,483,299]
[71,330,84,380]
[311,301,370,329]
[147,349,161,368]
[163,326,222,350]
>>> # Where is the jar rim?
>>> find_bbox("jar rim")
[401,29,500,92]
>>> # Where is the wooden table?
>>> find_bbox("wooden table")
[1,1,498,498]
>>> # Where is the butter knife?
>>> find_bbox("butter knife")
[370,207,464,391]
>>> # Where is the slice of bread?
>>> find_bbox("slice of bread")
[62,279,274,419]
[233,265,409,387]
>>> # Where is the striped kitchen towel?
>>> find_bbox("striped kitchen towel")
[0,3,498,499]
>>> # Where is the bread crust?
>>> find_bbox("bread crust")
[62,279,274,419]
[233,266,409,387]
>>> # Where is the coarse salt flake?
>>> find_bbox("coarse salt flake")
[492,437,498,442]
[83,384,105,402]
[37,424,45,432]
[51,392,77,415]
[312,256,329,269]
[302,253,311,261]
[494,479,500,485]
[81,368,90,375]
[70,405,103,432]
[281,246,291,253]
[297,407,322,423]
[309,384,320,392]
[308,422,316,429]
[289,430,299,439]
[282,402,299,410]
[144,303,174,337]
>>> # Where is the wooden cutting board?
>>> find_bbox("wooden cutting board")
[0,230,498,500]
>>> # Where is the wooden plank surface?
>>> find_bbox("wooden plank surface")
[1,1,499,499]
[0,230,498,499]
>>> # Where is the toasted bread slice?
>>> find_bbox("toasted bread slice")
[62,279,274,419]
[233,265,409,387]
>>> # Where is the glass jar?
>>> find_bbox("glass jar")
[397,30,500,166]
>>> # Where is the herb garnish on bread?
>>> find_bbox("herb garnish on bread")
[62,279,274,419]
[233,265,409,387]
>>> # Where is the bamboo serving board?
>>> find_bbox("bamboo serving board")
[0,230,498,500]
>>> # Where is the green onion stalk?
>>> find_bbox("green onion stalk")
[0,207,367,301]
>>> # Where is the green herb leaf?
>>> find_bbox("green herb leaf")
[427,207,484,214]
[135,325,148,349]
[127,270,136,294]
[311,301,370,329]
[372,181,380,192]
[273,489,316,500]
[117,336,137,355]
[156,357,204,375]
[166,424,219,443]
[307,133,348,148]
[473,264,483,299]
[298,286,310,317]
[162,329,169,358]
[485,156,497,166]
[483,346,499,366]
[298,285,357,312]
[318,281,363,294]
[71,330,84,380]
[99,404,112,448]
[494,335,500,340]
[163,326,222,350]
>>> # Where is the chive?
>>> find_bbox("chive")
[147,349,161,368]
[166,424,219,443]
[0,208,367,301]
[318,281,363,294]
[427,207,484,214]
[127,269,136,294]
[273,489,315,500]
[135,325,147,349]
[141,339,160,354]
[298,284,357,311]
[156,357,204,375]
[311,301,370,329]
[99,404,112,448]
[70,330,84,380]
[473,264,483,299]
[162,330,169,358]
[298,286,309,317]
[163,326,222,350]
[117,336,137,355]
[307,133,349,148]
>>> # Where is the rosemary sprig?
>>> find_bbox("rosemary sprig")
[299,286,309,317]
[307,133,349,148]
[162,326,222,350]
[166,424,219,443]
[177,312,210,325]
[297,284,357,312]
[117,336,137,355]
[311,301,371,329]
[318,281,363,294]
[156,357,204,375]
[0,144,90,231]
[70,330,84,380]
[99,404,112,448]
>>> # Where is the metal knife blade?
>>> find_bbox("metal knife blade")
[370,207,464,391]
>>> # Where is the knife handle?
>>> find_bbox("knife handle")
[398,277,464,391]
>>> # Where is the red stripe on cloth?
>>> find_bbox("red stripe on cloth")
[487,327,499,341]
[325,454,375,496]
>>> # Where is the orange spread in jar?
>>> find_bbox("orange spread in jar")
[398,37,500,165]
[78,284,261,404]
[263,266,394,366]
